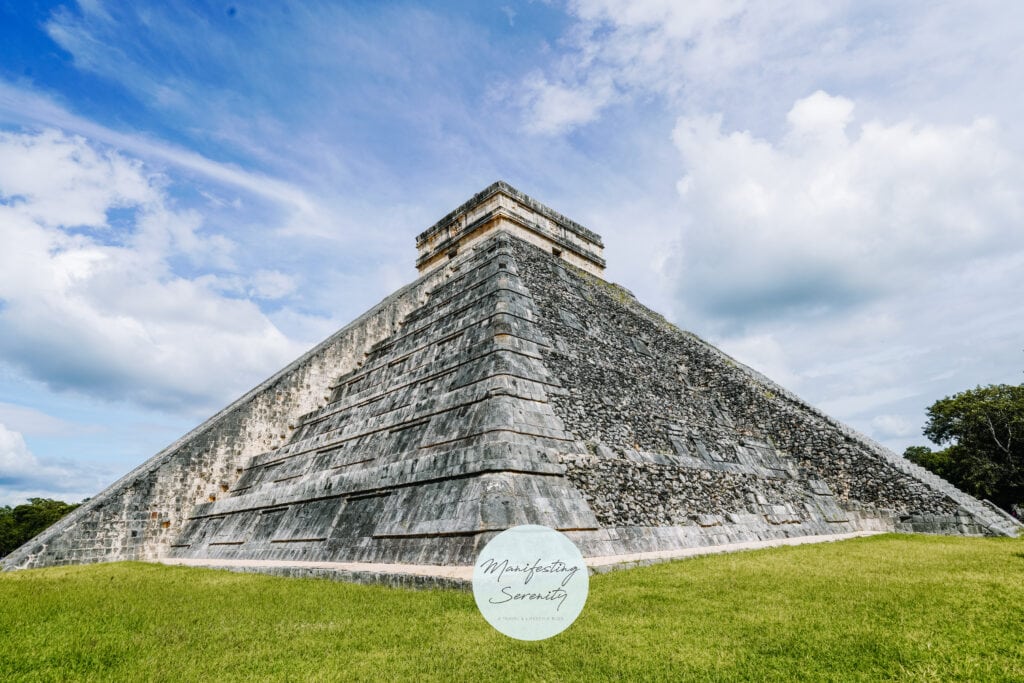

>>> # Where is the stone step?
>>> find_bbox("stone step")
[876,452,1016,536]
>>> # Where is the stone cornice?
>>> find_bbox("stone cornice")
[415,181,606,276]
[416,181,604,247]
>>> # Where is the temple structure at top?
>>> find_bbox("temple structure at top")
[415,181,606,277]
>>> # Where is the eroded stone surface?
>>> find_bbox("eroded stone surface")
[508,236,1018,540]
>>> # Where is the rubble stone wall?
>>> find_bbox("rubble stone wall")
[510,239,1010,537]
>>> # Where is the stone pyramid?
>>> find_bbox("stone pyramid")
[4,182,1019,578]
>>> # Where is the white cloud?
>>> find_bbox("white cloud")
[785,90,856,146]
[0,81,324,228]
[0,128,154,228]
[0,130,309,413]
[870,414,918,440]
[515,2,1024,138]
[0,422,38,475]
[673,93,1024,452]
[671,91,1023,319]
[513,0,826,134]
[248,270,297,300]
[519,72,617,136]
[510,0,1024,455]
[0,422,98,504]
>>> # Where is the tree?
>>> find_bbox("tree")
[0,498,80,558]
[903,445,953,479]
[904,384,1024,512]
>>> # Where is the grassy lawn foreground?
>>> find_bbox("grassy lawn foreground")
[1,534,1022,681]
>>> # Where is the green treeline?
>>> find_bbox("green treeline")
[904,383,1024,515]
[0,498,80,557]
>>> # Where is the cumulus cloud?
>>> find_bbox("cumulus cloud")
[0,130,308,413]
[668,92,1024,452]
[0,422,98,505]
[0,128,154,228]
[0,423,37,478]
[671,91,1023,322]
[514,2,1024,138]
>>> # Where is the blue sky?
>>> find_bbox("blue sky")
[1,1,1022,505]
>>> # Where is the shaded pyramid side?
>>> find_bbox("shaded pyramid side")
[505,238,1020,543]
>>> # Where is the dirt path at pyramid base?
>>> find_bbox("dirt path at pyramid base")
[156,530,884,589]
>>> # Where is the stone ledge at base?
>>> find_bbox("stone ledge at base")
[156,530,884,590]
[584,530,883,574]
[157,557,473,590]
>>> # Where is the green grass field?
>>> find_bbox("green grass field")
[1,534,1022,682]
